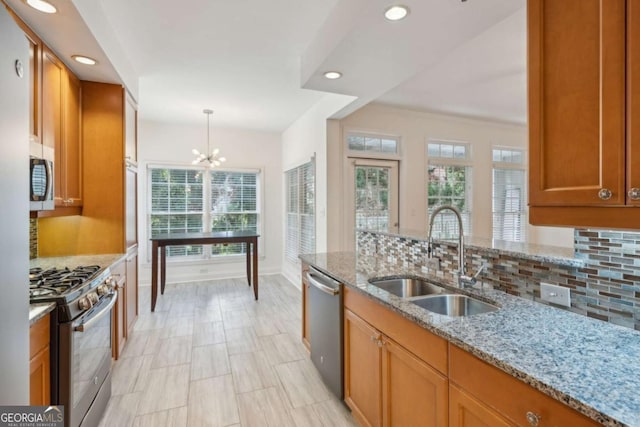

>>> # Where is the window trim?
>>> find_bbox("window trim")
[147,164,264,264]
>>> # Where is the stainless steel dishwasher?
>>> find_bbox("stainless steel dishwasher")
[306,266,343,399]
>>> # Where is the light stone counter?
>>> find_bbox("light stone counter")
[29,302,55,326]
[300,251,640,427]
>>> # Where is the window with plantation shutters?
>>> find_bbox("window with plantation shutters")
[285,160,315,263]
[492,148,527,242]
[149,166,261,260]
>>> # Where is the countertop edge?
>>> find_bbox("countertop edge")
[29,302,55,326]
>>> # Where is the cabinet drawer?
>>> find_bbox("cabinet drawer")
[449,345,601,427]
[30,314,50,358]
[344,287,448,374]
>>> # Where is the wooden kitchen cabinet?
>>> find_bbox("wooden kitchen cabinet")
[112,259,127,360]
[449,345,601,427]
[344,288,448,427]
[42,47,61,154]
[58,67,82,209]
[528,0,640,228]
[301,262,311,351]
[126,248,138,334]
[449,385,514,427]
[29,314,50,405]
[125,93,138,164]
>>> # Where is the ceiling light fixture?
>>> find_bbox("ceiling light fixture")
[192,109,226,168]
[384,5,410,21]
[323,71,342,80]
[72,55,97,66]
[25,0,57,14]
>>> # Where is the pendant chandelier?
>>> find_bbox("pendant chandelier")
[192,109,226,168]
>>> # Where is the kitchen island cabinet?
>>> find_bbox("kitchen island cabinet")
[528,0,640,228]
[111,259,127,360]
[344,287,448,427]
[29,313,50,405]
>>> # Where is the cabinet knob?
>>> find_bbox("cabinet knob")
[629,188,640,200]
[598,188,612,200]
[526,411,541,426]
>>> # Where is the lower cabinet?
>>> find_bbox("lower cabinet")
[449,385,515,427]
[125,249,138,334]
[301,262,311,351]
[112,260,127,359]
[344,305,448,427]
[449,345,601,427]
[29,314,50,405]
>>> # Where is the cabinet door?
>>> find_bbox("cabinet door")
[125,166,137,248]
[111,261,127,359]
[25,32,41,144]
[125,94,138,163]
[344,309,382,427]
[29,346,50,405]
[302,280,310,351]
[528,0,626,206]
[126,252,138,334]
[42,48,61,154]
[449,385,514,427]
[381,337,448,427]
[628,0,640,205]
[61,69,82,207]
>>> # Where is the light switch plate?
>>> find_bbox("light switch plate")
[540,282,571,308]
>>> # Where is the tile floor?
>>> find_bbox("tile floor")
[98,275,356,427]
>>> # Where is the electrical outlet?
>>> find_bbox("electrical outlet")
[540,282,571,308]
[425,257,440,271]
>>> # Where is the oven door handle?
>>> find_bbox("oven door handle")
[74,292,117,332]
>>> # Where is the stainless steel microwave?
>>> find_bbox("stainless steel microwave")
[30,143,54,211]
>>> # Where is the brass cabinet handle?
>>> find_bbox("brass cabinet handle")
[628,188,640,200]
[526,411,541,426]
[598,188,612,200]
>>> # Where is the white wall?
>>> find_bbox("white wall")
[281,94,355,285]
[138,120,283,285]
[332,103,574,249]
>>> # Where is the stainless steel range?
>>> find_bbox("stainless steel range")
[30,265,116,427]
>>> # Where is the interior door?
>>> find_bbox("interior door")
[345,159,399,250]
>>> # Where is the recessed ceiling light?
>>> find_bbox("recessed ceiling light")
[324,71,342,80]
[72,55,97,65]
[384,5,410,21]
[25,0,57,14]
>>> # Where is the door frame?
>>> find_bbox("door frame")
[343,158,399,251]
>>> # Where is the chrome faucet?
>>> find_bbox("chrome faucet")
[427,205,481,288]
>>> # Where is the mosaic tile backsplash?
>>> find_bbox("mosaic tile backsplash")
[357,229,640,331]
[29,218,37,260]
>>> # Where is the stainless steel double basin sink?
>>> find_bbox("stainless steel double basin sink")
[368,277,498,317]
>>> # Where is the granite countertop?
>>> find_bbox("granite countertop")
[301,252,640,427]
[29,303,55,326]
[358,227,583,267]
[30,253,126,271]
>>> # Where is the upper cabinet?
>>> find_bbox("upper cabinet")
[125,93,137,165]
[528,0,640,228]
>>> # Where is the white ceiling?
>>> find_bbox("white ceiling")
[5,0,528,131]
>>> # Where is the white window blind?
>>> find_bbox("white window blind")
[427,141,472,238]
[210,171,259,256]
[492,149,527,242]
[150,168,204,257]
[285,160,315,263]
[149,166,261,260]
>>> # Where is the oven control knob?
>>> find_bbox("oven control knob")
[78,297,92,310]
[87,293,99,305]
[97,284,109,296]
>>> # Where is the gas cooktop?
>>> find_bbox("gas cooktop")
[29,265,104,302]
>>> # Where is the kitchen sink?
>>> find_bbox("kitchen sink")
[411,294,498,316]
[368,277,447,298]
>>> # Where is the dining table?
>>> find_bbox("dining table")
[149,230,259,311]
